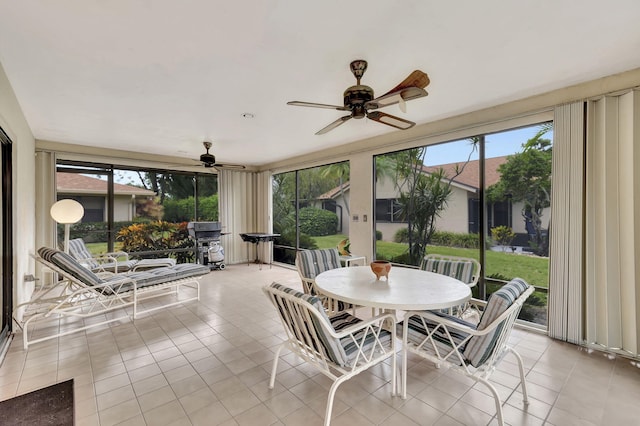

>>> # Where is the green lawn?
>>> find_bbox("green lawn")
[311,234,549,288]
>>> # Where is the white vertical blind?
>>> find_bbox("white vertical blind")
[585,90,640,356]
[218,170,255,265]
[548,102,585,344]
[34,150,57,285]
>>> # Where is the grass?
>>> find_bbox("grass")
[311,234,549,288]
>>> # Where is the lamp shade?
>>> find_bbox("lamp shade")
[50,199,84,224]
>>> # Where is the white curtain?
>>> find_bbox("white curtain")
[218,169,255,264]
[585,90,640,356]
[548,102,585,344]
[34,150,57,283]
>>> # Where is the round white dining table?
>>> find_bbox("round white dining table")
[315,265,471,311]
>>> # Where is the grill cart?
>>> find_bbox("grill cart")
[187,221,226,270]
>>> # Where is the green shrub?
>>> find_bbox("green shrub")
[298,207,338,236]
[430,231,480,249]
[491,225,516,248]
[376,230,383,241]
[66,221,134,243]
[117,220,194,263]
[394,228,408,243]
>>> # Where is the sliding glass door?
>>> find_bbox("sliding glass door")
[0,128,13,354]
[373,122,552,327]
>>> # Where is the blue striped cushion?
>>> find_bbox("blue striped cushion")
[38,247,104,287]
[398,311,473,365]
[420,257,475,285]
[463,278,530,367]
[297,248,342,281]
[268,282,349,367]
[134,258,177,270]
[103,263,209,293]
[68,238,100,269]
[334,312,392,365]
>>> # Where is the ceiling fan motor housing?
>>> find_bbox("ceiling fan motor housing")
[200,153,216,167]
[344,85,374,119]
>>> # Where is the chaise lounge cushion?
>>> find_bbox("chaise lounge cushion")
[38,247,209,294]
[68,238,176,273]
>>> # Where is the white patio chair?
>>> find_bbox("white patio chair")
[15,247,209,349]
[295,248,355,314]
[420,254,481,319]
[68,238,176,274]
[399,278,534,426]
[264,282,396,426]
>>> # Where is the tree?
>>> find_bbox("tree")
[487,125,552,255]
[383,142,476,266]
[319,162,350,214]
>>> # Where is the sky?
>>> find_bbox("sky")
[423,124,552,167]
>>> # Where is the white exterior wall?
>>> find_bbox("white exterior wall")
[432,186,471,234]
[0,62,36,311]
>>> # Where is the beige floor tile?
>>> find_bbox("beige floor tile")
[6,266,640,426]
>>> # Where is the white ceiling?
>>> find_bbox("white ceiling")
[1,1,640,167]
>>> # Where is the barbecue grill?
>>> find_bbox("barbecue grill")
[187,221,225,270]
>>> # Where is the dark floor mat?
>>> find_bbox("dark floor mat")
[0,379,74,425]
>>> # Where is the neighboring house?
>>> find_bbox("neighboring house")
[316,156,550,243]
[57,172,156,222]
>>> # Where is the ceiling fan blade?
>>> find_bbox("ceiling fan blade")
[316,115,352,135]
[287,101,349,111]
[366,86,427,110]
[367,111,416,130]
[385,70,430,94]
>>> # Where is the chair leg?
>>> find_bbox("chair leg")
[324,376,349,426]
[478,377,504,426]
[269,344,285,389]
[507,346,529,404]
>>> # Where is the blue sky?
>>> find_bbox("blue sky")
[423,124,552,166]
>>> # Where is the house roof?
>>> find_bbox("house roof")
[319,156,509,200]
[57,172,156,196]
[422,156,509,190]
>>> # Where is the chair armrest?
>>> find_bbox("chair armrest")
[104,251,130,261]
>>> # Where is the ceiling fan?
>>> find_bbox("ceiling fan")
[198,141,245,169]
[287,60,430,135]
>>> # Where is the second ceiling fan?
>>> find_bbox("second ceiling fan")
[288,60,430,135]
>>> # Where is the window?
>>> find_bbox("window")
[373,123,552,327]
[272,161,350,265]
[56,161,217,260]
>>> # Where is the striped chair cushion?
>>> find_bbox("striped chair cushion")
[103,263,210,293]
[398,311,473,366]
[463,278,530,367]
[68,238,100,269]
[297,248,342,281]
[269,282,353,367]
[134,258,177,270]
[269,283,391,368]
[333,312,392,366]
[420,257,475,285]
[38,247,104,287]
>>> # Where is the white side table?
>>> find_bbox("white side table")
[339,255,366,267]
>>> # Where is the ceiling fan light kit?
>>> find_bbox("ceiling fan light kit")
[288,59,429,134]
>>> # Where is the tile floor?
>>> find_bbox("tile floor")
[1,263,639,425]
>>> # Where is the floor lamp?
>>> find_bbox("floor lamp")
[50,199,84,253]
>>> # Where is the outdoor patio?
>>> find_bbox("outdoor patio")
[0,263,638,425]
